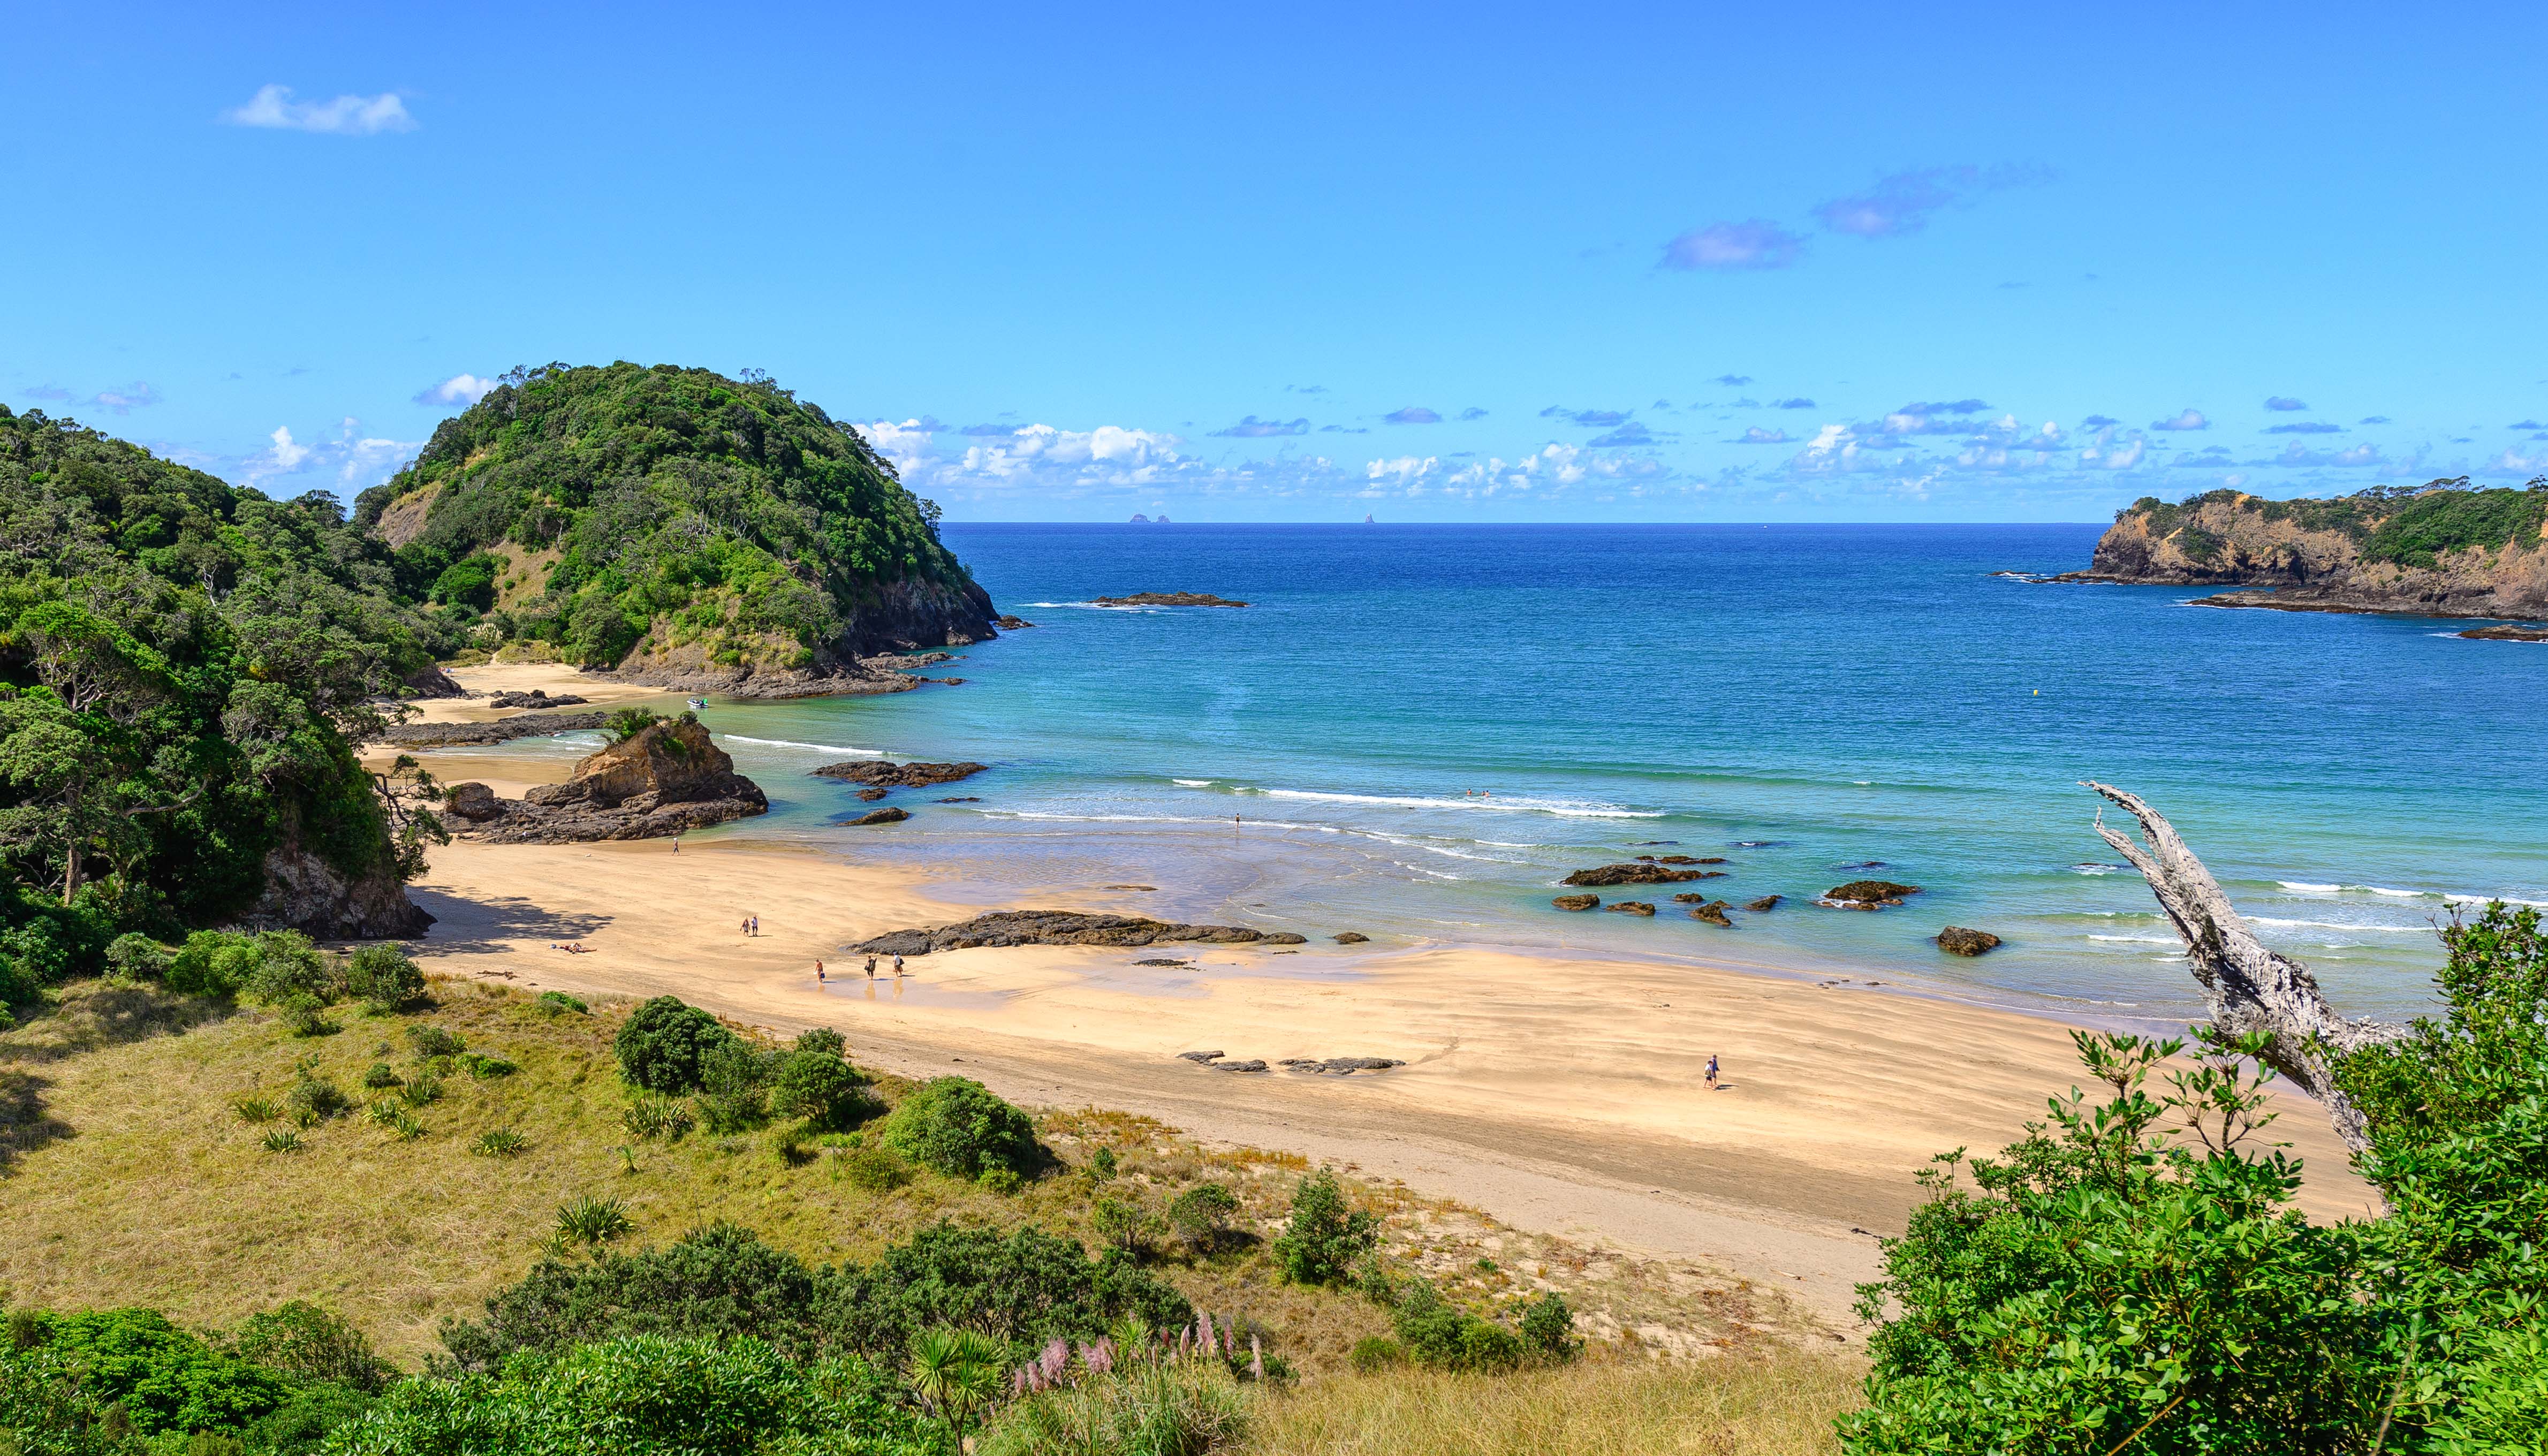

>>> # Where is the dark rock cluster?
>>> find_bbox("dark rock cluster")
[1937,926,2004,956]
[1091,592,1249,608]
[488,688,589,708]
[851,911,1309,957]
[1561,863,1712,887]
[1822,879,1923,909]
[442,717,767,843]
[813,760,989,789]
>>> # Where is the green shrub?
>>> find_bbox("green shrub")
[343,944,425,1012]
[469,1128,527,1157]
[794,1025,846,1058]
[1518,1292,1579,1361]
[398,1075,444,1107]
[840,1145,911,1192]
[234,1097,278,1124]
[405,1024,464,1058]
[167,930,258,998]
[231,1300,391,1393]
[361,1062,402,1089]
[384,1110,425,1141]
[1093,1194,1162,1255]
[1088,1146,1118,1181]
[438,1222,826,1370]
[604,707,662,744]
[1167,1183,1239,1253]
[103,932,170,982]
[8,1308,291,1436]
[1348,1334,1404,1373]
[1389,1279,1521,1372]
[261,1129,305,1154]
[1271,1169,1376,1286]
[281,997,338,1038]
[457,1052,518,1079]
[697,1040,774,1132]
[878,1076,1040,1181]
[824,1222,1192,1359]
[322,1336,930,1455]
[244,931,338,1007]
[533,990,588,1015]
[556,1195,635,1246]
[365,1100,405,1127]
[613,996,735,1094]
[768,1047,876,1132]
[286,1076,348,1124]
[980,1359,1249,1456]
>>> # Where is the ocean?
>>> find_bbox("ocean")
[475,524,2548,1025]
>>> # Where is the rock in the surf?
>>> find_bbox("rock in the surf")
[1092,592,1249,608]
[1333,931,1370,944]
[1553,894,1601,911]
[1745,895,1783,912]
[445,716,767,843]
[1689,900,1734,927]
[815,760,989,788]
[1606,901,1656,916]
[846,807,910,825]
[1937,926,2004,956]
[1823,879,1922,909]
[852,909,1294,957]
[1563,863,1711,887]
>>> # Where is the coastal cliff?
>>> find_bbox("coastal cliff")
[353,362,1000,699]
[2064,479,2548,618]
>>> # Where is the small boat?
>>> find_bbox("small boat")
[686,697,708,710]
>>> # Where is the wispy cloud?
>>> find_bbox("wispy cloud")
[1735,427,1791,444]
[1383,406,1442,425]
[1541,406,1629,427]
[20,384,73,403]
[222,84,416,135]
[1588,422,1664,448]
[1457,407,1488,421]
[2358,415,2390,424]
[2510,419,2544,430]
[2264,396,2309,411]
[2081,414,2120,428]
[1810,163,2051,239]
[1711,374,1753,386]
[1659,221,1806,271]
[2151,408,2209,431]
[91,382,162,414]
[237,418,420,492]
[1209,415,1309,438]
[412,373,495,407]
[2264,421,2344,434]
[1772,397,1816,410]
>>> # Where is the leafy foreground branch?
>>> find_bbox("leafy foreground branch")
[1842,789,2548,1454]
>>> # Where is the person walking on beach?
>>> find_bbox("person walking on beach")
[815,960,825,983]
[1705,1054,1720,1091]
[892,955,905,977]
[864,955,876,979]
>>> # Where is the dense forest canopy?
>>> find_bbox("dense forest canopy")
[0,404,454,1002]
[354,362,989,671]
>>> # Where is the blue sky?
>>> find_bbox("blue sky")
[6,3,2547,522]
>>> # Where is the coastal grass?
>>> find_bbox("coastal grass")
[1238,1355,1860,1455]
[0,977,1819,1377]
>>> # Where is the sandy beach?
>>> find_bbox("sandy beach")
[376,663,2380,1327]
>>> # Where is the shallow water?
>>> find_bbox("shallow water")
[670,524,2548,1024]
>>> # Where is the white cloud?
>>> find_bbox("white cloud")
[413,373,495,407]
[860,419,1190,492]
[91,382,161,414]
[2151,408,2209,431]
[237,418,420,495]
[1658,220,1806,271]
[222,85,415,135]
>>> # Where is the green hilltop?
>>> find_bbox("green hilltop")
[354,363,997,675]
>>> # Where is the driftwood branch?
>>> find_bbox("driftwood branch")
[2083,781,2407,1151]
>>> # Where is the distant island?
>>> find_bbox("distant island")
[1093,592,1248,608]
[354,363,1000,697]
[2061,477,2548,621]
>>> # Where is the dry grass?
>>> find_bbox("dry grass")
[0,977,1840,1386]
[1239,1355,1861,1456]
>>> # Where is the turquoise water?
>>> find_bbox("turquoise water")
[511,525,2548,1023]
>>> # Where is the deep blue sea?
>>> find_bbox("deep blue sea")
[497,524,2548,1023]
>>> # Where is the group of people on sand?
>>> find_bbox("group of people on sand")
[814,954,903,985]
[549,942,594,955]
[738,915,761,937]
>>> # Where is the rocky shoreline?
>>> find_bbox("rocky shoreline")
[378,711,609,749]
[442,716,767,844]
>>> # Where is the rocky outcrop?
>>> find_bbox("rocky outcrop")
[850,910,1308,957]
[446,716,767,844]
[1937,926,2003,956]
[2461,623,2548,641]
[1744,896,1783,912]
[1823,880,1922,909]
[844,807,909,825]
[1093,592,1249,608]
[1688,900,1734,927]
[995,616,1036,630]
[1332,931,1369,944]
[247,841,434,940]
[1563,863,1711,886]
[376,711,608,748]
[1605,901,1656,916]
[1552,894,1600,911]
[813,760,989,790]
[488,688,587,708]
[403,663,468,699]
[2054,486,2548,619]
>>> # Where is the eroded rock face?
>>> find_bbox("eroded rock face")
[1823,879,1922,909]
[248,844,433,939]
[1937,926,2004,956]
[449,716,767,844]
[850,910,1305,957]
[1563,863,1713,887]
